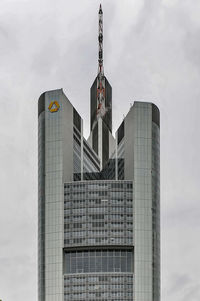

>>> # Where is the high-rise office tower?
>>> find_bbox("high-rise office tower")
[38,5,160,301]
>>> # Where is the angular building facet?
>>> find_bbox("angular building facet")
[38,5,160,301]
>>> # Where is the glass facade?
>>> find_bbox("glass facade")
[38,89,160,301]
[131,102,160,301]
[44,90,64,301]
[65,249,133,274]
[64,181,133,247]
[152,121,160,300]
[38,108,45,301]
[73,123,101,181]
[64,274,133,301]
[64,180,134,301]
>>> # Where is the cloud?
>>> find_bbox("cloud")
[0,0,200,300]
[165,273,200,301]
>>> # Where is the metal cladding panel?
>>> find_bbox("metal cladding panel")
[152,121,160,301]
[102,121,109,167]
[38,111,45,301]
[73,108,81,132]
[104,77,112,132]
[152,103,160,128]
[92,122,98,155]
[38,89,74,301]
[90,78,98,131]
[117,120,124,145]
[124,107,135,181]
[62,94,74,183]
[122,102,160,301]
[44,90,64,301]
[133,103,153,301]
[38,92,45,116]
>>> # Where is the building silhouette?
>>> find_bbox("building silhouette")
[38,5,160,301]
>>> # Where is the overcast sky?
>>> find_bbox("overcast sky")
[0,0,200,300]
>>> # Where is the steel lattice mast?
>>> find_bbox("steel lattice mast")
[98,4,103,76]
[97,4,106,118]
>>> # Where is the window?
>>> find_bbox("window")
[64,249,133,274]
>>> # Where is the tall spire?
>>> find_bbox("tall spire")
[90,4,113,167]
[97,4,106,119]
[98,4,103,75]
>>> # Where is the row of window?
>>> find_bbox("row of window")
[64,238,133,245]
[64,250,133,274]
[64,222,133,227]
[64,230,132,237]
[64,292,133,299]
[64,192,132,199]
[64,182,132,190]
[65,283,133,289]
[64,199,133,205]
[64,181,133,246]
[64,275,133,283]
[64,208,132,215]
[65,214,133,220]
[64,273,133,300]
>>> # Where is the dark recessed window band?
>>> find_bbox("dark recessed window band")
[64,249,133,274]
[38,93,45,116]
[152,104,160,128]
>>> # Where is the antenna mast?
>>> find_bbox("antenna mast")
[98,4,103,76]
[97,4,106,118]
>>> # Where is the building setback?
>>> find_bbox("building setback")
[38,5,160,301]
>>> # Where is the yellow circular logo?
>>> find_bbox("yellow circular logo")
[48,101,60,112]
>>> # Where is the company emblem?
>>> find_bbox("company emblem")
[48,101,60,113]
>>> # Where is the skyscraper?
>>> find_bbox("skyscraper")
[38,5,160,301]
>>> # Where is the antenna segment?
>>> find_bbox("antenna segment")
[97,4,106,118]
[98,4,103,75]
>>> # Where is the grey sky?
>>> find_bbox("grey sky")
[0,0,200,300]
